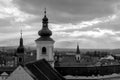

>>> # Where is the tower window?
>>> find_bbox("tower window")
[19,58,22,62]
[42,47,46,54]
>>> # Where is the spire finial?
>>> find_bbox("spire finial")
[20,29,22,38]
[77,42,79,48]
[44,8,46,16]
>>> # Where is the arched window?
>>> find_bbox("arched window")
[42,47,46,54]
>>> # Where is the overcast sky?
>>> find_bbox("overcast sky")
[1,0,120,49]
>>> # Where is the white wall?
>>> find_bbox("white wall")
[36,41,54,61]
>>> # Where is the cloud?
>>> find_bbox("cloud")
[0,0,35,22]
[13,0,119,23]
[1,0,120,49]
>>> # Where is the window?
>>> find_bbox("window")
[19,58,22,62]
[42,47,46,54]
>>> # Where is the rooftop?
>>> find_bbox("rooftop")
[25,59,65,80]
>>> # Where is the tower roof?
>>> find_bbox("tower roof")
[38,9,52,38]
[76,44,80,54]
[17,30,24,53]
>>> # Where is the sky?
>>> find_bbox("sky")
[1,0,120,49]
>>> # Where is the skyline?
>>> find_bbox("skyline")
[1,0,120,49]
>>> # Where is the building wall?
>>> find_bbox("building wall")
[36,41,54,61]
[55,65,120,76]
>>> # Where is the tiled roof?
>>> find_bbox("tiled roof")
[25,59,65,80]
[59,55,99,67]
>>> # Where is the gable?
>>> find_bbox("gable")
[6,66,33,80]
[1,72,8,76]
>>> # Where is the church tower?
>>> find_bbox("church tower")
[35,9,55,67]
[75,44,81,62]
[16,30,25,66]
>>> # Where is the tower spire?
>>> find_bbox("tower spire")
[20,30,23,47]
[38,9,52,38]
[16,30,25,66]
[17,30,24,53]
[76,43,80,54]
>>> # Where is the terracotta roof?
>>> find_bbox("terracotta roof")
[25,59,65,80]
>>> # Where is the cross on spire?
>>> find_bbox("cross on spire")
[44,8,46,16]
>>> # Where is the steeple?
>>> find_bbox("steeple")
[76,44,80,54]
[38,8,52,38]
[17,30,24,53]
[16,30,25,66]
[20,30,23,47]
[75,43,81,61]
